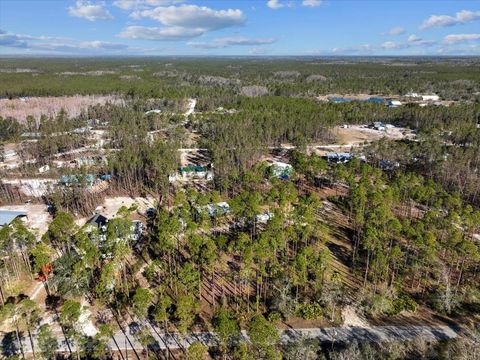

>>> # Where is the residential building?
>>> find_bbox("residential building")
[270,161,294,179]
[0,210,27,227]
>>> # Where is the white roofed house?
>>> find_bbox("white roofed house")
[71,126,92,135]
[387,100,402,108]
[421,94,440,102]
[196,202,231,218]
[2,149,17,161]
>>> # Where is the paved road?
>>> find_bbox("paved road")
[8,324,459,355]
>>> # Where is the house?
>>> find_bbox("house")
[0,210,27,227]
[130,220,143,241]
[256,212,274,223]
[85,214,108,242]
[2,149,17,160]
[59,174,96,186]
[405,92,419,98]
[379,159,400,171]
[38,165,50,174]
[372,122,386,131]
[145,109,162,115]
[387,100,402,108]
[74,157,96,167]
[270,161,294,179]
[198,202,230,217]
[71,126,92,135]
[325,152,365,164]
[170,164,214,182]
[328,97,352,103]
[325,152,353,164]
[366,97,384,104]
[21,132,42,138]
[421,94,439,102]
[86,214,108,232]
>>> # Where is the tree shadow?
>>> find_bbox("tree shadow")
[1,331,19,357]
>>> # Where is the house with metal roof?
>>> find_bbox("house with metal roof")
[366,97,384,104]
[325,152,353,164]
[270,161,294,179]
[84,214,109,243]
[197,202,231,218]
[59,174,96,186]
[170,164,214,183]
[387,100,402,108]
[0,210,27,227]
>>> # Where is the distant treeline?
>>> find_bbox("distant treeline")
[0,57,479,101]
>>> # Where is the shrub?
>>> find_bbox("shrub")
[389,293,418,315]
[298,302,324,320]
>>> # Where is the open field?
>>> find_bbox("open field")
[0,95,123,122]
[334,124,414,145]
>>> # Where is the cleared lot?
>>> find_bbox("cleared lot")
[0,95,123,122]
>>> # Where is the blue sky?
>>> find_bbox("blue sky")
[1,0,479,56]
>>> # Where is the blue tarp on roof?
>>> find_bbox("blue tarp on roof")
[329,97,352,103]
[0,210,27,226]
[180,164,208,173]
[366,97,384,103]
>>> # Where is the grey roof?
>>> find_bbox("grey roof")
[0,210,27,226]
[88,214,108,228]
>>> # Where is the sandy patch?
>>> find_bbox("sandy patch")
[92,196,156,219]
[78,306,98,337]
[334,125,415,146]
[1,178,57,197]
[342,305,369,327]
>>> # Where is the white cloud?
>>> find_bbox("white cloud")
[0,31,66,48]
[188,36,275,49]
[330,44,375,55]
[267,0,283,9]
[68,1,113,21]
[113,0,184,10]
[438,44,480,55]
[444,33,480,44]
[407,34,436,46]
[134,5,244,29]
[407,34,420,42]
[33,41,128,52]
[386,26,405,35]
[302,0,322,7]
[420,10,480,30]
[249,47,271,55]
[119,4,245,40]
[381,41,402,50]
[119,26,204,40]
[0,30,147,54]
[380,35,435,50]
[267,0,293,9]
